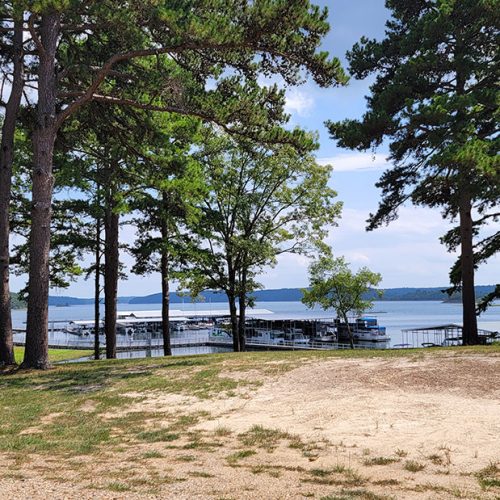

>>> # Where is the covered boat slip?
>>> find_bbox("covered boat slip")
[400,324,498,348]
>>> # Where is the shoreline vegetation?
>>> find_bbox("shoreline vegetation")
[24,285,499,307]
[10,293,25,310]
[1,347,499,498]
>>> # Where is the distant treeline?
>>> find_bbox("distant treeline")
[42,285,497,306]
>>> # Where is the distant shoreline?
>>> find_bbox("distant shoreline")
[23,284,497,306]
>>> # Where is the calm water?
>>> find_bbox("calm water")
[12,300,500,350]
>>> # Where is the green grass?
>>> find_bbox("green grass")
[476,462,500,489]
[13,346,93,363]
[226,449,256,464]
[0,346,497,461]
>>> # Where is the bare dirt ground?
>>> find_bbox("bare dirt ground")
[1,353,499,499]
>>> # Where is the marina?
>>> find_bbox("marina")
[11,301,499,356]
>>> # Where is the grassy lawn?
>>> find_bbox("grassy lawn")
[13,346,93,363]
[0,345,497,457]
[0,346,498,497]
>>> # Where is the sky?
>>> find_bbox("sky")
[10,0,500,297]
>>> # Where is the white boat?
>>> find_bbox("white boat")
[337,317,390,342]
[311,324,337,343]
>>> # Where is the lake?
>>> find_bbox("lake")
[11,300,500,351]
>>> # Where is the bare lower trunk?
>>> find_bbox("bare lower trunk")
[0,18,23,366]
[104,205,119,359]
[343,314,354,349]
[94,216,101,360]
[228,293,240,352]
[238,294,246,352]
[23,13,60,370]
[161,252,171,356]
[459,190,479,345]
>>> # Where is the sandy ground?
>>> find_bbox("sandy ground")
[1,353,499,499]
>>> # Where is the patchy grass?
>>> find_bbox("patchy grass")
[238,424,295,451]
[476,462,500,489]
[226,449,257,464]
[13,346,93,363]
[403,460,425,473]
[141,450,164,459]
[363,456,399,466]
[321,490,394,500]
[0,346,498,497]
[106,481,131,492]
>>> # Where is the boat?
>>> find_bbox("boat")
[311,323,337,343]
[336,316,390,342]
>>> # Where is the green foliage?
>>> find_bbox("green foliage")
[302,254,382,347]
[9,292,25,310]
[327,0,499,310]
[303,255,382,316]
[182,132,341,326]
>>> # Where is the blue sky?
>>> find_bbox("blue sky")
[10,0,499,297]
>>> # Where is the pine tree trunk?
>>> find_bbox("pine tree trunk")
[104,204,119,359]
[0,17,23,366]
[22,13,60,370]
[160,193,172,356]
[94,215,101,360]
[160,253,172,356]
[459,189,479,345]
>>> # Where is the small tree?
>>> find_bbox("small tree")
[302,255,382,349]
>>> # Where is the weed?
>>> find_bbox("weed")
[214,425,232,437]
[373,479,399,486]
[176,455,196,462]
[189,471,215,478]
[226,449,256,465]
[137,429,180,443]
[141,450,164,459]
[404,460,425,473]
[476,462,500,489]
[427,453,443,465]
[106,482,131,492]
[238,425,292,451]
[363,456,399,466]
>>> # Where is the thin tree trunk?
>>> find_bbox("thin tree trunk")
[343,314,354,349]
[0,17,24,366]
[160,192,172,356]
[104,203,119,359]
[22,13,60,370]
[94,215,101,360]
[160,252,171,356]
[459,189,479,345]
[238,294,246,352]
[228,292,239,352]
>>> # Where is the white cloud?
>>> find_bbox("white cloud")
[284,89,315,117]
[317,152,388,172]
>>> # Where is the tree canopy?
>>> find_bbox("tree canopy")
[327,0,499,344]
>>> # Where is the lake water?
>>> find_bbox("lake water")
[11,300,500,351]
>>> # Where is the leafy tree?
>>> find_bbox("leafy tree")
[327,0,499,345]
[5,0,347,369]
[302,254,382,348]
[184,134,341,351]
